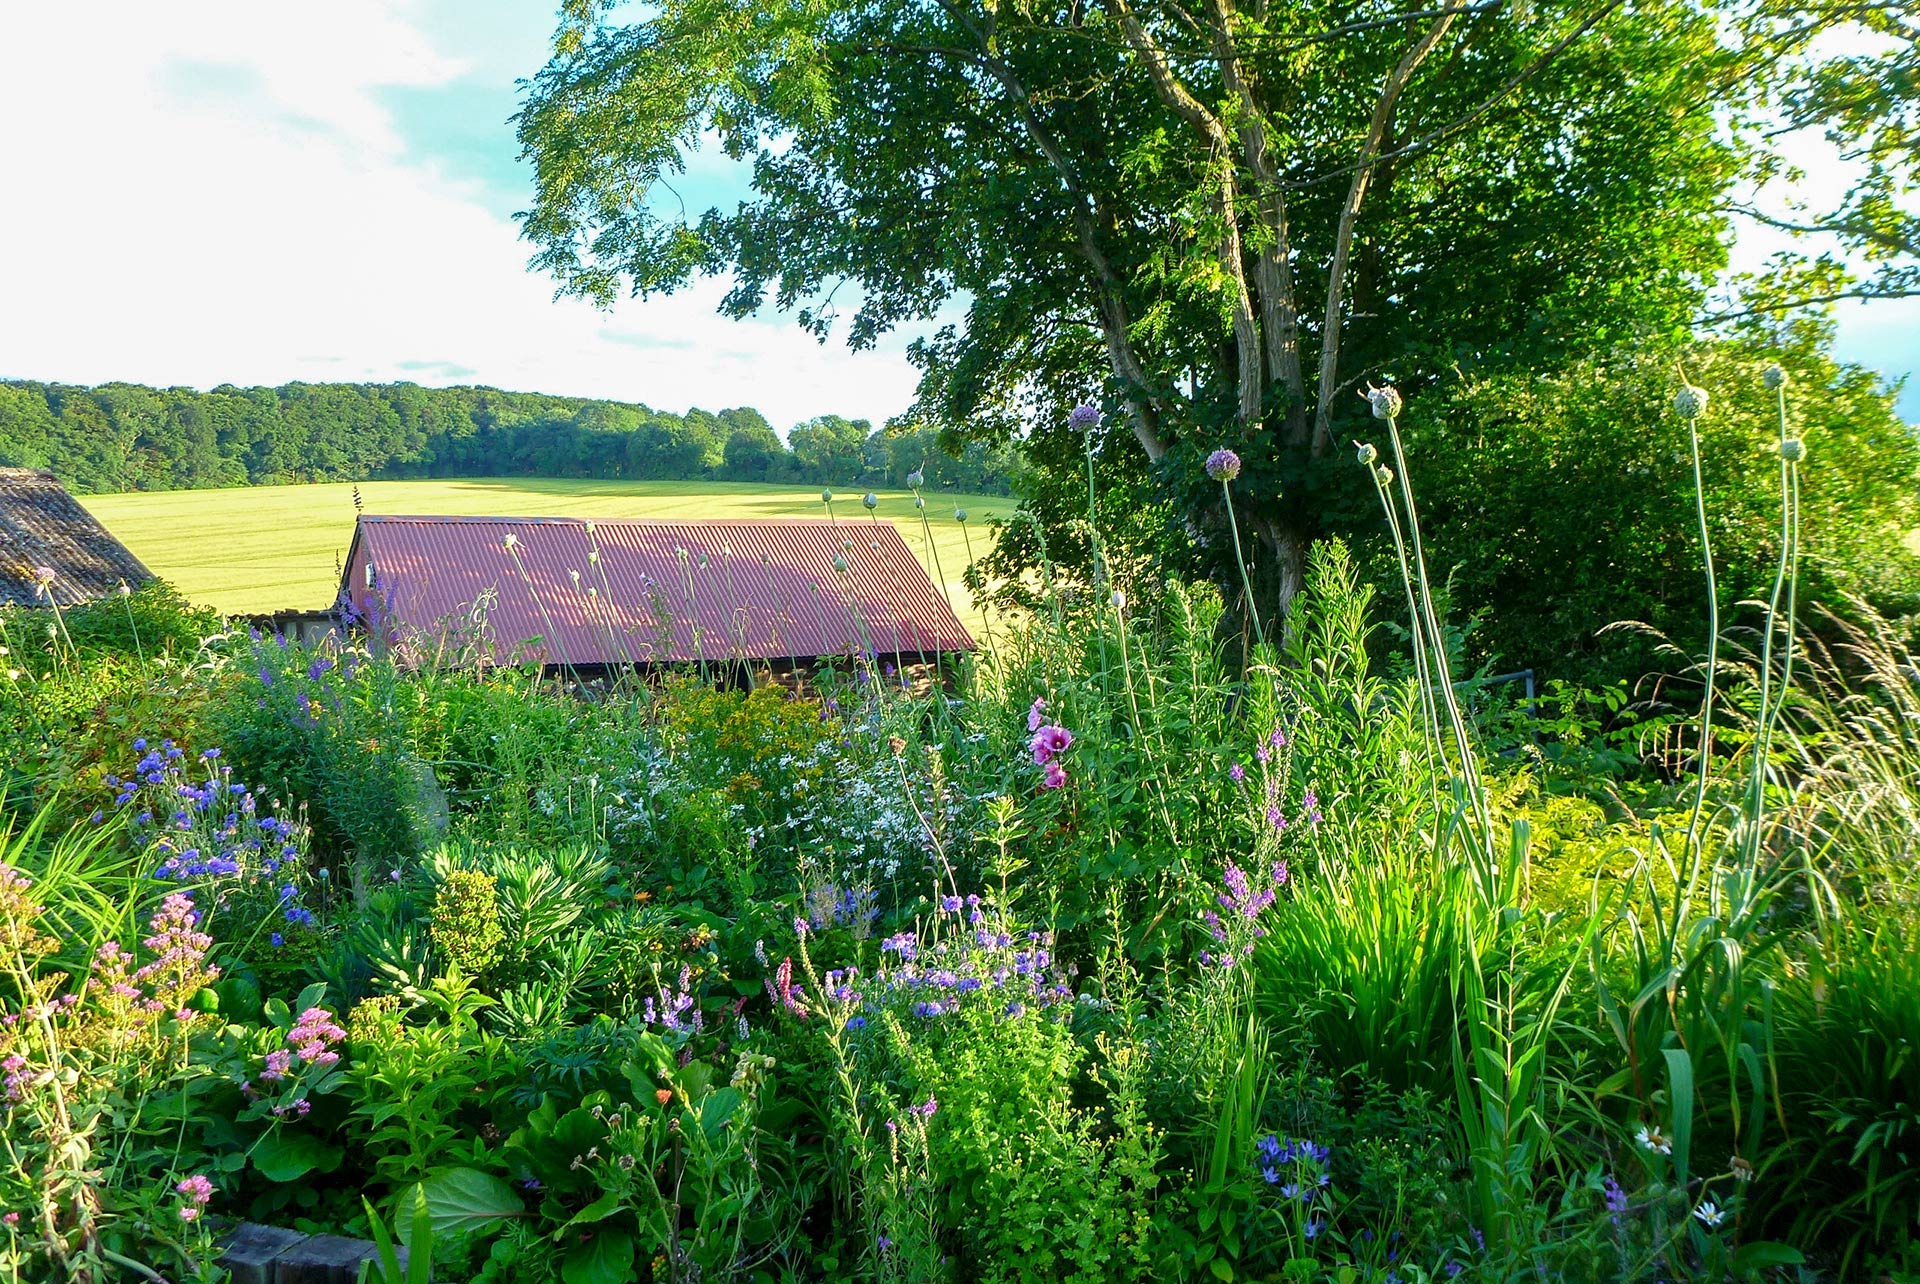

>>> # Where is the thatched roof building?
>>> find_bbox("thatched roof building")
[0,468,154,607]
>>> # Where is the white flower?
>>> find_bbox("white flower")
[1693,1201,1726,1229]
[1635,1125,1672,1155]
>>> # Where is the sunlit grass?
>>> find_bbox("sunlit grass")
[81,478,1015,627]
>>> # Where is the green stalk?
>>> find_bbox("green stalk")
[1219,478,1267,656]
[1679,384,1720,875]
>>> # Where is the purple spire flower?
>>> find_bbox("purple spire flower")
[1205,449,1242,482]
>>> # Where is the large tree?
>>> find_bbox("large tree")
[517,0,1748,623]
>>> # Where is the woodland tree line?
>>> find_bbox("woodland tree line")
[0,379,1015,496]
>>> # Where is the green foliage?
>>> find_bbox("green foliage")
[1409,338,1920,675]
[0,376,1015,495]
[431,869,506,977]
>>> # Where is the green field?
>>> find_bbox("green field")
[81,479,1015,625]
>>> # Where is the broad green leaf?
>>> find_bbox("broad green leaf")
[251,1131,341,1182]
[414,1168,527,1241]
[563,1229,635,1284]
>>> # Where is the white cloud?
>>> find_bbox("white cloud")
[0,1,923,430]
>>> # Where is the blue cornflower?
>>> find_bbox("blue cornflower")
[270,933,284,948]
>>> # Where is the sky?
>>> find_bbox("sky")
[0,1,1912,428]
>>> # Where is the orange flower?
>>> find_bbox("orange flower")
[655,1089,673,1106]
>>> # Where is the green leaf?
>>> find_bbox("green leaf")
[561,1190,627,1231]
[1663,1046,1695,1185]
[1731,1241,1804,1271]
[1208,1258,1235,1281]
[414,1168,526,1241]
[252,1131,342,1182]
[563,1229,635,1284]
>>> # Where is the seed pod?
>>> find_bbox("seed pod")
[1374,465,1394,487]
[862,493,879,510]
[1780,438,1806,463]
[906,469,925,489]
[1355,442,1379,467]
[1367,385,1403,421]
[821,489,834,503]
[1763,365,1788,391]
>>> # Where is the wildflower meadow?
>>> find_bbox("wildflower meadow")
[3,372,1918,1284]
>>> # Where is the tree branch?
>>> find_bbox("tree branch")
[1109,0,1265,425]
[1283,0,1626,192]
[1311,4,1468,454]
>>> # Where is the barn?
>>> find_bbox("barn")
[337,514,974,672]
[0,468,155,607]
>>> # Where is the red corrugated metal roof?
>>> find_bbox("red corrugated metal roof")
[342,515,974,665]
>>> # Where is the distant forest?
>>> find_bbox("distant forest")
[0,379,1017,496]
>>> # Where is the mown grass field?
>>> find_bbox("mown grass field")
[81,479,1015,625]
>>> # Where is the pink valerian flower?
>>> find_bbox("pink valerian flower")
[1027,697,1048,733]
[2,1054,27,1104]
[287,1006,346,1067]
[259,1049,293,1082]
[175,1173,214,1222]
[131,894,219,1017]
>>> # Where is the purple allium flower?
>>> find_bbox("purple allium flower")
[1067,404,1103,431]
[1205,448,1242,482]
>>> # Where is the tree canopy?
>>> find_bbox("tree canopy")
[517,0,1749,620]
[0,380,1014,496]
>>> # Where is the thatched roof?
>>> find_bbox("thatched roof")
[0,469,154,607]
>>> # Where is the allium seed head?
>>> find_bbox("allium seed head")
[953,508,967,522]
[1780,437,1806,463]
[1366,385,1403,420]
[1205,449,1242,482]
[862,493,879,510]
[821,489,834,503]
[1763,364,1788,390]
[906,469,925,489]
[1673,384,1709,419]
[1355,441,1379,467]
